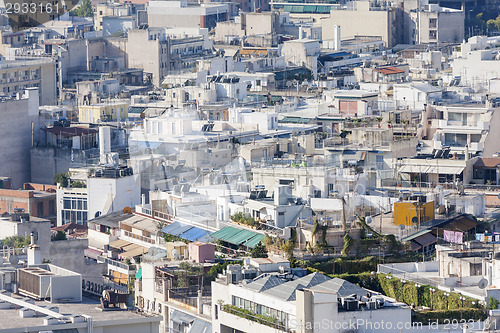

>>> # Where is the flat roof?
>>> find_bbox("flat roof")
[0,295,161,330]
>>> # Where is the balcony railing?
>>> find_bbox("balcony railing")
[122,230,155,245]
[221,305,290,332]
[97,255,136,271]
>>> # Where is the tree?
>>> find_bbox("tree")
[250,241,268,258]
[51,230,67,241]
[282,240,295,264]
[487,15,500,32]
[1,236,30,248]
[488,297,499,310]
[70,0,93,17]
[54,173,69,187]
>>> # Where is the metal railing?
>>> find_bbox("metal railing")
[97,255,136,271]
[123,230,155,245]
[377,264,442,286]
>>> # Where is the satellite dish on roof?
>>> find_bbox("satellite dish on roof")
[9,255,18,265]
[411,217,419,224]
[123,207,132,214]
[478,278,488,289]
[365,216,373,224]
[400,224,406,230]
[435,185,443,193]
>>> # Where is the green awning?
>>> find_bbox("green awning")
[135,268,142,280]
[230,229,260,245]
[243,234,265,248]
[291,5,304,12]
[317,5,332,12]
[129,106,146,114]
[210,226,241,242]
[210,226,265,248]
[280,116,311,124]
[283,5,292,11]
[303,5,316,12]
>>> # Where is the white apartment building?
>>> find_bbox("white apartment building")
[147,0,229,30]
[393,82,443,110]
[211,268,411,333]
[420,104,500,157]
[0,58,56,105]
[409,4,464,44]
[56,166,141,226]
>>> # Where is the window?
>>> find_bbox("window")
[37,202,44,216]
[429,30,437,40]
[49,200,55,215]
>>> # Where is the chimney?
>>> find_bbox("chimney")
[27,232,41,266]
[465,145,469,161]
[99,126,112,164]
[141,194,146,207]
[299,26,303,40]
[334,25,341,50]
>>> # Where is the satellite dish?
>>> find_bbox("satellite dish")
[171,249,180,260]
[354,184,365,195]
[400,224,406,230]
[478,278,488,289]
[123,207,132,214]
[411,217,419,224]
[398,193,404,201]
[9,255,18,265]
[435,185,443,193]
[497,193,500,200]
[140,112,146,119]
[366,216,373,224]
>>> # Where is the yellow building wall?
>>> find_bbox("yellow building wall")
[394,201,435,226]
[78,103,128,123]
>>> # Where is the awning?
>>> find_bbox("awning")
[180,227,209,242]
[399,165,432,173]
[111,270,128,285]
[399,165,464,175]
[243,234,265,248]
[210,226,265,248]
[434,214,478,233]
[161,222,192,236]
[171,310,196,324]
[109,239,131,249]
[121,245,147,259]
[402,229,436,250]
[429,166,464,175]
[189,319,212,333]
[135,268,142,280]
[84,248,102,260]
